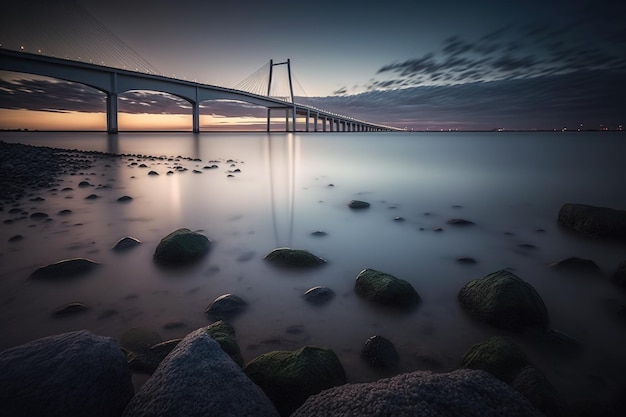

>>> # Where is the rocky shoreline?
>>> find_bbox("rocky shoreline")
[2,141,626,416]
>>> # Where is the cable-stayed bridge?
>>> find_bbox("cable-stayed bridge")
[0,2,400,133]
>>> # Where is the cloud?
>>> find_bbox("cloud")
[305,69,626,130]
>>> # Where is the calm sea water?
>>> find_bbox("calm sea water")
[1,131,626,405]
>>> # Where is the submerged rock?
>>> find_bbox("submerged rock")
[446,218,475,225]
[123,327,279,417]
[361,335,399,369]
[112,236,142,252]
[129,339,181,374]
[153,228,211,267]
[291,369,542,417]
[348,200,370,209]
[205,294,248,320]
[558,203,626,239]
[303,286,335,305]
[30,258,100,279]
[245,346,346,417]
[548,256,602,275]
[0,330,133,417]
[52,302,89,316]
[458,270,549,330]
[263,247,326,268]
[355,268,421,310]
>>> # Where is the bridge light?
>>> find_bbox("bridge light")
[20,45,24,50]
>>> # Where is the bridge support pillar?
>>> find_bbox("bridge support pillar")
[313,112,318,132]
[292,105,297,132]
[106,93,118,134]
[267,108,271,132]
[192,103,200,133]
[305,109,310,132]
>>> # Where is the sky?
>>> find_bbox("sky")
[0,0,625,131]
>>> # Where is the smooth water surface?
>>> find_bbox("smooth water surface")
[1,131,626,405]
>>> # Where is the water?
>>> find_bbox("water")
[2,131,626,407]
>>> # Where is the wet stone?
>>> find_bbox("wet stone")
[112,236,142,252]
[8,234,24,242]
[205,294,248,320]
[117,196,133,202]
[446,218,474,226]
[148,170,159,176]
[85,194,99,200]
[30,212,49,219]
[303,286,335,305]
[52,302,89,317]
[348,200,370,209]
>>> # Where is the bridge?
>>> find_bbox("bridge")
[0,48,401,133]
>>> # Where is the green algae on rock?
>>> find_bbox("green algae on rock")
[153,228,211,267]
[263,247,326,268]
[245,346,346,416]
[355,268,421,309]
[458,269,549,330]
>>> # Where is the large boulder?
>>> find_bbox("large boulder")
[0,330,133,417]
[355,268,421,310]
[558,203,626,239]
[122,326,278,417]
[263,247,326,268]
[244,346,346,417]
[460,336,566,417]
[291,369,543,417]
[206,320,244,367]
[458,270,549,330]
[153,228,211,267]
[459,336,531,383]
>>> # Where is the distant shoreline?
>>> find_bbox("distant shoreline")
[1,129,624,134]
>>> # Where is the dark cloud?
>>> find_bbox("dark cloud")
[305,69,625,130]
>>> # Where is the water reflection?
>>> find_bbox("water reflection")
[266,133,296,248]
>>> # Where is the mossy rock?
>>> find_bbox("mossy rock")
[153,228,211,267]
[206,321,244,367]
[458,270,549,330]
[558,203,626,239]
[263,248,326,268]
[459,336,530,383]
[30,258,100,279]
[245,346,346,416]
[355,268,421,310]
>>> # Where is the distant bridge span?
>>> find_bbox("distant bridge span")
[0,49,400,133]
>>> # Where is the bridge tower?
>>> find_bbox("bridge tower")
[266,59,297,132]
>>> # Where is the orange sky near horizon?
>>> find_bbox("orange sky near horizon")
[0,109,271,131]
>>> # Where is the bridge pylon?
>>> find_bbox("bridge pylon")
[266,59,296,132]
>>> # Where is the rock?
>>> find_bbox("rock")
[459,336,531,383]
[29,212,49,219]
[263,247,326,268]
[447,218,475,225]
[458,270,549,330]
[112,236,142,251]
[512,366,568,417]
[355,268,421,310]
[148,170,159,176]
[605,298,626,325]
[245,346,346,417]
[0,330,133,417]
[117,195,133,202]
[78,180,91,187]
[611,260,626,289]
[122,326,278,417]
[129,339,181,374]
[558,203,626,239]
[8,234,23,242]
[457,256,477,264]
[120,327,163,354]
[460,337,566,417]
[548,256,602,275]
[310,230,327,237]
[348,200,370,209]
[153,228,211,267]
[361,335,399,369]
[85,193,99,200]
[303,286,335,305]
[58,209,72,215]
[291,369,542,417]
[30,258,100,279]
[52,302,89,316]
[205,294,248,320]
[206,320,244,366]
